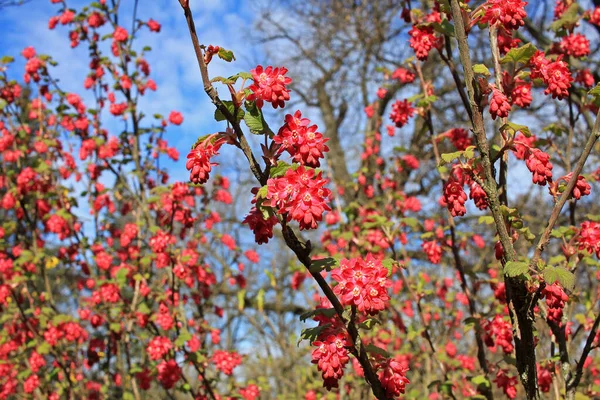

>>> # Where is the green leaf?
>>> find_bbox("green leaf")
[359,318,381,330]
[269,161,291,178]
[500,43,537,65]
[473,64,491,76]
[365,343,390,358]
[37,342,51,355]
[543,266,575,290]
[589,83,600,102]
[382,258,395,277]
[237,289,246,311]
[0,56,15,64]
[109,322,121,333]
[432,20,454,37]
[0,99,6,111]
[309,257,339,273]
[440,150,464,164]
[299,308,336,322]
[217,48,235,62]
[175,329,193,347]
[550,3,580,32]
[501,121,532,137]
[256,288,264,312]
[478,215,494,225]
[298,324,330,345]
[116,268,129,286]
[214,100,243,122]
[471,375,491,389]
[504,261,529,277]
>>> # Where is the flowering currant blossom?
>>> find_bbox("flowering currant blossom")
[389,99,415,128]
[311,333,350,390]
[409,26,438,61]
[443,180,468,217]
[577,221,600,257]
[331,253,392,315]
[489,88,511,120]
[559,33,590,58]
[265,165,331,230]
[247,65,292,109]
[242,206,278,244]
[525,148,553,186]
[186,134,226,185]
[212,350,243,375]
[542,283,569,325]
[378,358,410,397]
[480,0,527,30]
[274,111,329,167]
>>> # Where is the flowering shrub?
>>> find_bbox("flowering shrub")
[3,0,600,399]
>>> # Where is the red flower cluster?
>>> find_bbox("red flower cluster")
[331,253,392,315]
[146,336,172,360]
[480,0,528,30]
[489,88,511,120]
[212,350,243,375]
[186,134,226,185]
[577,221,600,257]
[311,333,350,390]
[469,182,488,210]
[494,369,518,399]
[483,315,514,354]
[274,111,329,167]
[443,181,467,217]
[559,33,590,58]
[422,240,442,264]
[266,165,331,230]
[243,206,278,244]
[247,65,292,109]
[392,67,415,83]
[444,128,472,151]
[389,99,415,128]
[542,283,569,325]
[542,59,573,100]
[525,148,553,186]
[409,26,438,61]
[378,358,410,397]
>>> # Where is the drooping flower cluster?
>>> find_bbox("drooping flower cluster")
[489,88,511,120]
[378,358,410,397]
[265,166,331,230]
[577,221,600,257]
[480,0,528,30]
[443,180,468,217]
[311,333,351,390]
[525,148,553,186]
[242,206,279,244]
[494,369,518,399]
[444,128,472,151]
[186,134,226,185]
[389,99,415,128]
[331,253,392,315]
[274,111,329,167]
[247,65,292,109]
[409,26,438,61]
[483,315,514,354]
[422,240,442,264]
[542,283,569,325]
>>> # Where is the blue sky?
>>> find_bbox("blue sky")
[0,0,264,183]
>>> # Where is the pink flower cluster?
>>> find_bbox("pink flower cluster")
[274,111,329,167]
[247,65,292,109]
[266,165,331,230]
[331,253,392,315]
